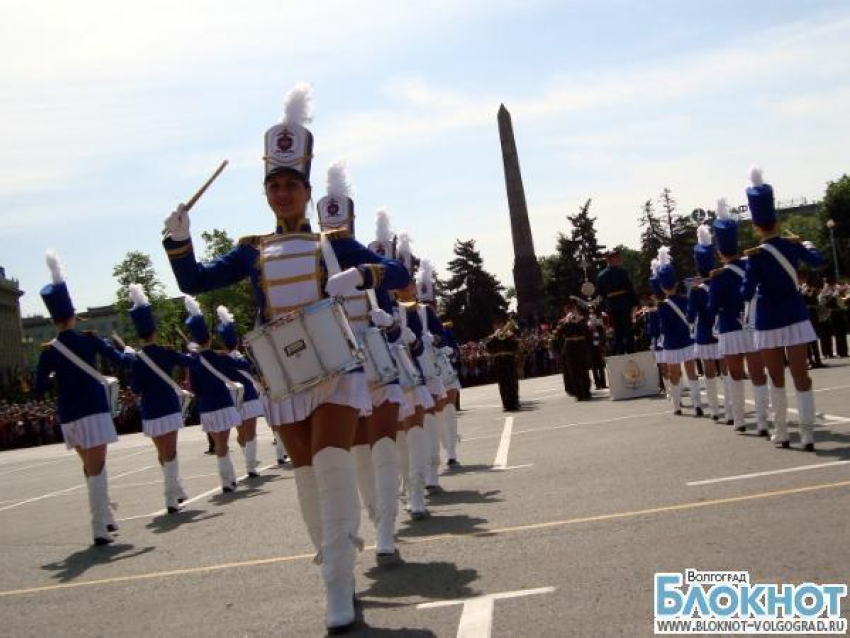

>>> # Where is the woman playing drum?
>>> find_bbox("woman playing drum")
[161,84,408,634]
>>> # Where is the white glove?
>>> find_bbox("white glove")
[123,346,136,355]
[325,267,364,297]
[440,346,453,356]
[803,240,815,250]
[401,327,416,345]
[422,332,434,347]
[370,308,393,328]
[163,204,191,242]
[187,342,201,353]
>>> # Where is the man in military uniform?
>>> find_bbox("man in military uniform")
[486,312,520,411]
[596,250,638,355]
[587,310,608,390]
[554,304,592,400]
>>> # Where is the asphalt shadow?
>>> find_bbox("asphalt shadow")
[144,508,224,534]
[339,603,437,638]
[426,489,503,506]
[360,558,479,601]
[438,463,494,475]
[41,542,155,583]
[396,513,489,538]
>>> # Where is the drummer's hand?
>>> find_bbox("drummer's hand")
[370,309,393,328]
[187,342,201,353]
[123,346,136,355]
[163,203,191,241]
[325,267,363,297]
[401,327,416,344]
[440,346,453,356]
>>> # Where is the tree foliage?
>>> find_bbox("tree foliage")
[197,229,255,338]
[442,239,507,342]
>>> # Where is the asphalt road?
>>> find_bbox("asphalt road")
[1,362,849,637]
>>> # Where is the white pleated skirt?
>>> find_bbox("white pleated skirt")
[370,383,406,409]
[718,329,756,356]
[240,397,265,421]
[142,412,183,438]
[425,377,448,401]
[663,346,696,364]
[654,348,668,364]
[267,372,372,427]
[754,319,816,350]
[694,343,721,360]
[61,412,118,450]
[401,385,435,419]
[200,406,242,433]
[444,379,462,392]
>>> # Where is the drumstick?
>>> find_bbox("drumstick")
[111,331,127,350]
[175,326,191,343]
[184,160,228,213]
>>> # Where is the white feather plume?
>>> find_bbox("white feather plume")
[716,197,730,220]
[326,160,352,198]
[282,83,313,126]
[216,305,234,325]
[418,258,434,286]
[45,249,65,285]
[697,224,712,247]
[397,231,413,269]
[184,295,202,317]
[749,165,763,186]
[375,208,393,244]
[128,283,149,309]
[650,258,660,276]
[657,246,671,267]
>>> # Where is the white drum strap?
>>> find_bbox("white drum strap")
[319,232,342,277]
[236,368,263,395]
[418,305,431,338]
[760,242,799,287]
[724,263,745,278]
[50,338,113,400]
[137,350,187,402]
[397,302,408,330]
[199,354,239,393]
[664,298,691,330]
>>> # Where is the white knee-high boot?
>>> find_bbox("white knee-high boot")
[705,376,720,420]
[722,374,733,424]
[669,381,682,414]
[273,431,288,464]
[87,469,112,545]
[423,412,441,490]
[405,426,429,518]
[439,404,459,463]
[313,447,360,633]
[396,430,409,497]
[216,453,237,492]
[797,389,816,451]
[371,437,400,560]
[162,458,184,512]
[688,378,703,415]
[241,438,258,477]
[732,379,746,432]
[293,465,323,563]
[352,444,377,525]
[753,384,770,436]
[769,382,789,447]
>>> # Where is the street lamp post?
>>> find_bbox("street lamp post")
[827,219,840,281]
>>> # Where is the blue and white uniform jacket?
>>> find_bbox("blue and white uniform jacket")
[686,283,718,345]
[658,294,694,351]
[131,344,193,421]
[707,259,747,335]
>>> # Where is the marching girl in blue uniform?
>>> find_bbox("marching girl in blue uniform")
[127,284,193,513]
[655,247,702,416]
[183,296,243,492]
[34,251,134,545]
[742,167,822,450]
[647,259,669,394]
[215,306,265,478]
[688,226,724,421]
[707,199,770,435]
[317,167,406,566]
[162,85,408,633]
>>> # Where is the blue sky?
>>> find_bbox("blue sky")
[4,0,849,316]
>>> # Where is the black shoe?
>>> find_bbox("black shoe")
[93,536,113,546]
[106,523,118,533]
[248,471,260,478]
[277,456,289,466]
[673,409,682,416]
[327,620,356,635]
[757,429,770,438]
[711,415,719,422]
[447,459,459,468]
[726,419,734,425]
[734,425,747,433]
[167,506,181,514]
[695,407,704,417]
[222,485,235,494]
[204,450,215,455]
[376,549,402,567]
[410,509,430,520]
[803,443,815,452]
[778,441,790,449]
[425,485,444,495]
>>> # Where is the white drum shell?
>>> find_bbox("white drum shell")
[361,328,399,388]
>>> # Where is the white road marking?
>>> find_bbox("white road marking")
[0,465,154,513]
[493,417,514,470]
[116,462,281,521]
[418,586,555,638]
[0,447,150,478]
[687,460,850,486]
[491,464,533,472]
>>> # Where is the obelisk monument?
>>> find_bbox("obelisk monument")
[497,104,543,326]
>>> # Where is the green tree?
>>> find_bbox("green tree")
[540,232,582,322]
[612,244,643,295]
[822,174,850,279]
[112,251,167,340]
[197,229,255,339]
[568,198,606,282]
[443,239,507,342]
[638,199,668,285]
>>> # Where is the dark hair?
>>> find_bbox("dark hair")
[264,167,310,189]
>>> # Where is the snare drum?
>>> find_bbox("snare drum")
[360,327,399,388]
[104,376,120,417]
[178,389,194,419]
[416,346,440,382]
[391,344,423,389]
[436,351,458,386]
[228,382,245,411]
[245,297,364,400]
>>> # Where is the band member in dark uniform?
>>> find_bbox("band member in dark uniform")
[596,249,638,354]
[587,309,607,390]
[554,304,592,400]
[486,312,520,411]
